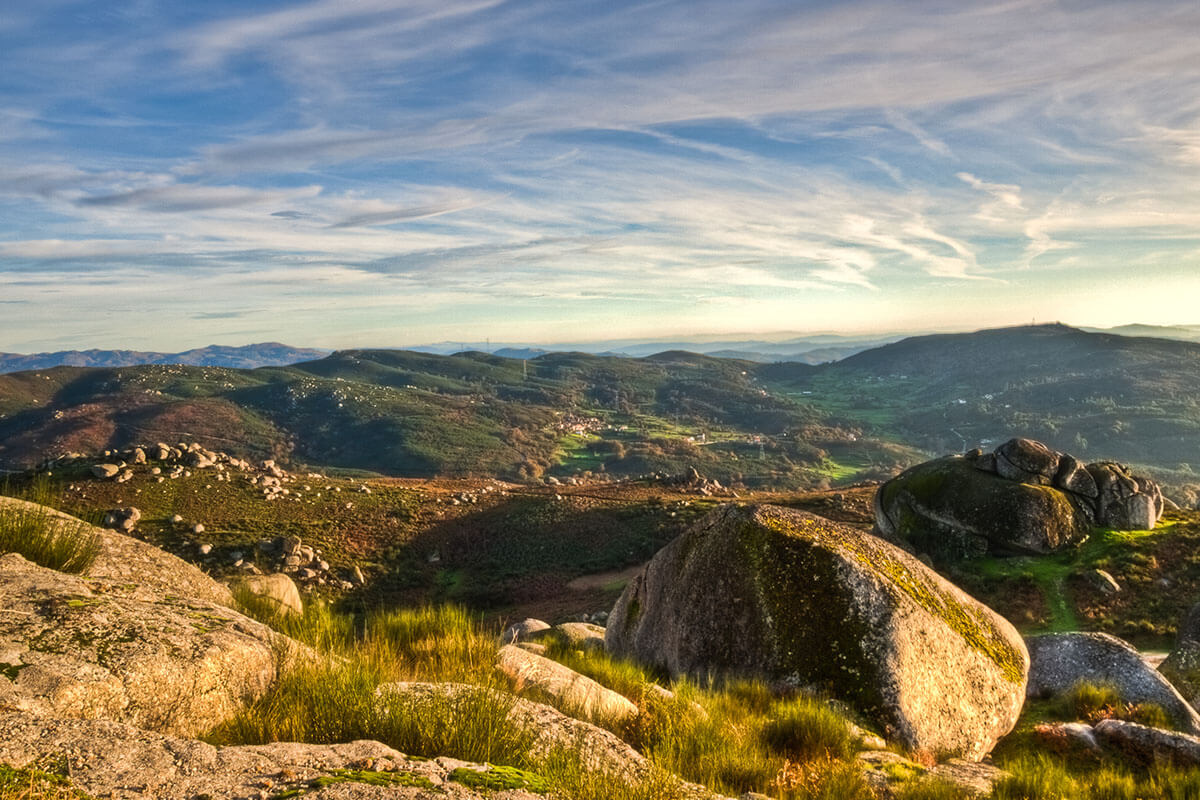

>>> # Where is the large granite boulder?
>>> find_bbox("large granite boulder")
[1026,632,1200,734]
[874,438,1163,561]
[605,504,1028,760]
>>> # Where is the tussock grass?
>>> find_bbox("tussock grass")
[993,749,1200,800]
[218,600,682,800]
[0,496,99,575]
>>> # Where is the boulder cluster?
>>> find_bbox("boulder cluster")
[974,438,1163,530]
[253,534,365,591]
[875,438,1164,560]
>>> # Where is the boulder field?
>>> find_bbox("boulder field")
[874,438,1164,561]
[605,503,1029,760]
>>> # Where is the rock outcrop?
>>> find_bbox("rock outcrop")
[0,711,550,800]
[0,550,281,737]
[874,438,1163,560]
[0,495,235,607]
[605,504,1028,760]
[1026,632,1200,734]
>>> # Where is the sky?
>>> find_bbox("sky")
[3,0,1200,352]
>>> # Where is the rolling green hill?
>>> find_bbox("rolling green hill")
[0,348,910,488]
[760,324,1200,498]
[5,324,1200,497]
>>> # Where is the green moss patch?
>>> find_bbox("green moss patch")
[449,765,551,794]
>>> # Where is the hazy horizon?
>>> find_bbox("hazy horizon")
[4,319,1200,358]
[4,1,1200,351]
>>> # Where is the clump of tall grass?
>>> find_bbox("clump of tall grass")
[0,497,100,574]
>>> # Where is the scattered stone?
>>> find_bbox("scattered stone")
[1085,568,1122,596]
[503,618,551,644]
[91,463,120,479]
[101,506,141,533]
[191,523,205,535]
[531,622,607,651]
[198,544,212,555]
[232,573,303,617]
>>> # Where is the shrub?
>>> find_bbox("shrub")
[0,499,99,574]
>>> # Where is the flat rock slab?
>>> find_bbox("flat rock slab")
[0,711,546,800]
[0,552,280,737]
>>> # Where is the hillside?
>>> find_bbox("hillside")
[0,349,913,488]
[760,324,1200,497]
[6,325,1200,498]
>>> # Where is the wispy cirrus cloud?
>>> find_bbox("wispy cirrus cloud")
[3,0,1200,349]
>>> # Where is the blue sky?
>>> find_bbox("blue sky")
[3,0,1200,351]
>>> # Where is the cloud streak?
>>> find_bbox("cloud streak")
[2,0,1200,349]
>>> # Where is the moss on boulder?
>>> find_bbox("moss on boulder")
[605,504,1028,760]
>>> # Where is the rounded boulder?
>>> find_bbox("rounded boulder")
[605,504,1028,760]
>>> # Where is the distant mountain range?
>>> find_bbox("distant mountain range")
[0,343,330,374]
[3,324,1198,373]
